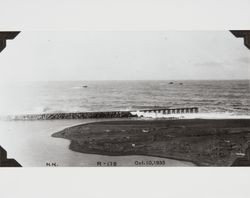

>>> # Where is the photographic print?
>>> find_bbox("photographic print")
[0,31,249,167]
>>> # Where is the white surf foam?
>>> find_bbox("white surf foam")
[130,111,250,119]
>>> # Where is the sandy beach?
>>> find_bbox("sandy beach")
[52,118,250,166]
[0,119,194,166]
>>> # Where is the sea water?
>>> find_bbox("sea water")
[0,80,249,118]
[0,80,249,166]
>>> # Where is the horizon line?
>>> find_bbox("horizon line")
[1,79,250,83]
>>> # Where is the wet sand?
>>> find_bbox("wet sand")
[52,119,250,166]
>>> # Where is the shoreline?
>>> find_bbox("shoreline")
[52,118,250,166]
[0,119,194,166]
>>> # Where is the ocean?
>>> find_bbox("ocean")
[0,80,250,118]
[0,80,249,166]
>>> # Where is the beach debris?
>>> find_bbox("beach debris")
[224,140,230,143]
[105,129,110,132]
[142,129,149,133]
[82,85,88,88]
[132,143,135,147]
[179,83,183,85]
[169,82,174,84]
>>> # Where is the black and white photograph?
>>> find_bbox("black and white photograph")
[1,1,250,197]
[0,31,249,167]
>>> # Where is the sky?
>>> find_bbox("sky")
[0,31,249,81]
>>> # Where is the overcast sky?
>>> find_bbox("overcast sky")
[0,31,249,81]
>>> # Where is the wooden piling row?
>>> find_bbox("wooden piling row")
[140,107,198,114]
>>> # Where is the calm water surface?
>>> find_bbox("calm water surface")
[0,119,194,167]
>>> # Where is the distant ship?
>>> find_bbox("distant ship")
[82,85,88,88]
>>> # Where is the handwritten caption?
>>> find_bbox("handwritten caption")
[134,160,166,166]
[97,161,117,167]
[46,162,59,167]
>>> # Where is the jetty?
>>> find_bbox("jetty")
[138,107,199,114]
[4,107,199,121]
[6,111,136,121]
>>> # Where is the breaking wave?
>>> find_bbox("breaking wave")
[130,111,250,119]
